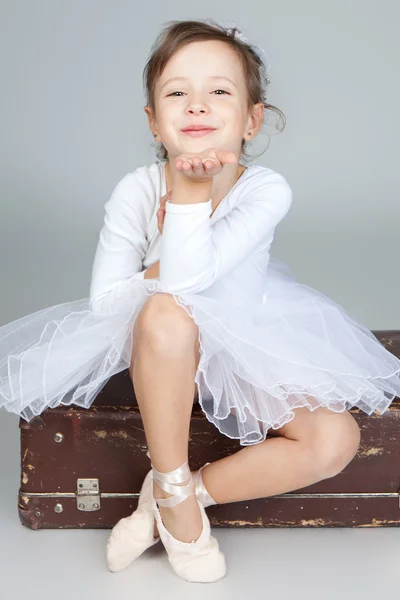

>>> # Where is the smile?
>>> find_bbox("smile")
[181,129,216,138]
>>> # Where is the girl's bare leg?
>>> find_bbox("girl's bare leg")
[131,294,361,538]
[130,294,203,543]
[200,405,361,504]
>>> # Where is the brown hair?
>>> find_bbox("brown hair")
[142,19,286,163]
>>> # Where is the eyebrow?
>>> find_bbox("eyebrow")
[160,75,237,90]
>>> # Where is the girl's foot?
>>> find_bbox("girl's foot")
[150,457,226,583]
[107,462,217,572]
[153,478,203,542]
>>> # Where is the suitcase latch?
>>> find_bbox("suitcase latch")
[76,478,101,511]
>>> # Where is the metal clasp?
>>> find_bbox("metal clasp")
[76,478,100,511]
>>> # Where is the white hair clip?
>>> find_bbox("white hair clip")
[226,27,249,45]
[222,21,271,85]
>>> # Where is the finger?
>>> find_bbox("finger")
[176,155,196,172]
[214,149,238,164]
[157,208,166,222]
[181,160,193,172]
[161,191,172,201]
[175,157,191,171]
[192,156,206,175]
[160,191,172,208]
[203,159,219,171]
[157,210,165,232]
[160,191,170,202]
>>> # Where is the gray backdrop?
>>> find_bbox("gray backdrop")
[1,4,400,598]
[1,1,399,330]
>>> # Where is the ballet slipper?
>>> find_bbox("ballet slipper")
[150,457,226,583]
[106,468,159,572]
[106,457,217,572]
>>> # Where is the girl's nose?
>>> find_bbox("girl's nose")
[187,107,206,114]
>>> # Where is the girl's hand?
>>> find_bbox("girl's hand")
[156,190,172,234]
[175,148,238,183]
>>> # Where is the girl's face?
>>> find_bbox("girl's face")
[145,40,263,160]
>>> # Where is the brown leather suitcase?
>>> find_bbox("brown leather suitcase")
[18,330,400,530]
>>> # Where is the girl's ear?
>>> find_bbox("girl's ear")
[144,105,156,133]
[247,102,264,137]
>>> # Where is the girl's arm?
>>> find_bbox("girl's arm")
[89,170,150,314]
[159,170,292,295]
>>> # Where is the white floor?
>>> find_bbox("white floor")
[1,408,399,599]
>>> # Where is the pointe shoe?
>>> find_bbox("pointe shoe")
[106,456,217,572]
[150,457,226,583]
[106,468,160,572]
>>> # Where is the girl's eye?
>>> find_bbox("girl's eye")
[167,90,229,97]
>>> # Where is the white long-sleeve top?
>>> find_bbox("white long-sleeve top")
[89,161,292,315]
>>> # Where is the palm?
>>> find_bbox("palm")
[174,148,238,182]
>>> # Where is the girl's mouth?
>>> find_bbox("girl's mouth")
[181,129,216,138]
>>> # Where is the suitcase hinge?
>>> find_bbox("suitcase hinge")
[76,478,101,512]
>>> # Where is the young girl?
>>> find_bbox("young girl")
[1,18,400,583]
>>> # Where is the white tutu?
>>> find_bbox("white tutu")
[1,257,399,446]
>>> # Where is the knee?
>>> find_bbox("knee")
[312,412,361,479]
[134,293,199,353]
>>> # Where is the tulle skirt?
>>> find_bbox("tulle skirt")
[1,257,399,446]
